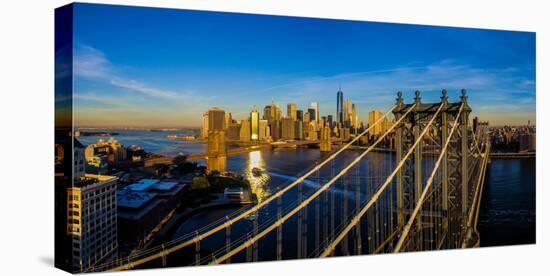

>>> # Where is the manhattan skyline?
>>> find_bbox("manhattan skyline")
[71,3,535,127]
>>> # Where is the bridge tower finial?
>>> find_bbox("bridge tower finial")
[441,89,448,105]
[396,91,404,107]
[460,89,468,103]
[414,90,421,104]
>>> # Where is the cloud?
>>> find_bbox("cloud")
[110,79,181,99]
[74,45,111,79]
[238,60,535,125]
[74,44,208,102]
[72,45,535,127]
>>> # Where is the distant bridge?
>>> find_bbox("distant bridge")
[144,141,320,167]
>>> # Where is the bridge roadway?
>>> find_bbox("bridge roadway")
[143,140,320,167]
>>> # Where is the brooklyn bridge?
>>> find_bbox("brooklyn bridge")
[85,89,491,272]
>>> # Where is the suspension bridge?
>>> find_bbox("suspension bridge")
[85,89,491,272]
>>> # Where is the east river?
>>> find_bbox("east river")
[78,130,536,263]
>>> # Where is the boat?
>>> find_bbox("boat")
[251,167,263,177]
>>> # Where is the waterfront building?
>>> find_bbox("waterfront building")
[339,127,351,141]
[117,179,186,251]
[327,114,334,129]
[306,120,318,140]
[304,111,310,123]
[310,102,319,123]
[296,110,304,121]
[344,99,350,127]
[307,108,316,124]
[224,112,232,130]
[207,130,227,173]
[259,119,270,141]
[201,112,209,138]
[337,88,344,125]
[208,107,226,131]
[67,173,118,271]
[281,117,296,140]
[85,155,108,175]
[263,105,272,121]
[351,103,358,129]
[126,145,145,162]
[368,110,384,137]
[240,120,251,142]
[227,123,241,141]
[307,130,318,141]
[294,120,303,140]
[263,100,282,122]
[270,120,281,141]
[302,122,310,140]
[264,101,282,141]
[287,103,297,121]
[85,138,127,166]
[250,105,260,141]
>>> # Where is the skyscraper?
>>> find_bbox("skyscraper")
[307,108,316,123]
[259,119,270,141]
[337,88,344,125]
[296,110,303,121]
[351,103,358,129]
[281,117,295,140]
[327,115,334,128]
[240,120,251,142]
[368,110,383,136]
[263,100,281,122]
[294,120,303,140]
[224,112,232,129]
[287,103,297,121]
[310,102,319,123]
[263,105,272,121]
[344,99,350,127]
[250,106,260,141]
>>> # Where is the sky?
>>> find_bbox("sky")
[72,3,536,128]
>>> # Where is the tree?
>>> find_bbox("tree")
[191,176,210,191]
[171,154,197,175]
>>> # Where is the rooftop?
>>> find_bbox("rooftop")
[126,179,160,192]
[117,189,156,209]
[153,181,178,191]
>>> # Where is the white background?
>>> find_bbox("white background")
[0,0,548,275]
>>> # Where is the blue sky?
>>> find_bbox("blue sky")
[72,3,536,127]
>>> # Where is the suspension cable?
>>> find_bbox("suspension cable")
[106,106,397,271]
[209,104,417,265]
[393,103,464,252]
[320,103,444,257]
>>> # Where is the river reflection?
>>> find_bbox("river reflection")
[245,151,271,202]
